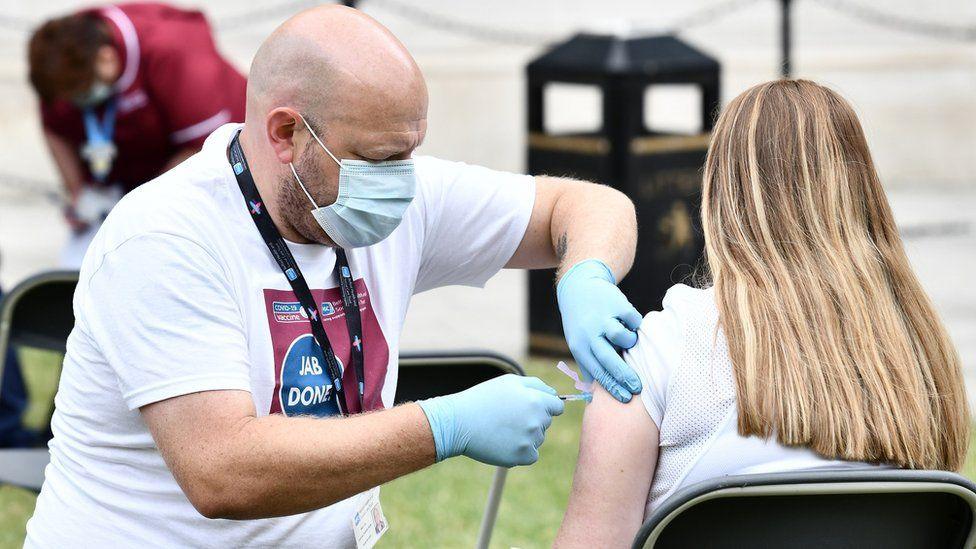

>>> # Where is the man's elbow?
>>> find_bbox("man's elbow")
[181,464,345,520]
[603,184,636,222]
[182,471,254,520]
[190,493,236,521]
[174,453,267,520]
[574,180,635,222]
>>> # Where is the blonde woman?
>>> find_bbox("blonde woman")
[555,79,970,548]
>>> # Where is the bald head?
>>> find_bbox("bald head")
[247,5,426,130]
[239,6,428,246]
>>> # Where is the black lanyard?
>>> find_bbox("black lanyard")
[228,131,365,414]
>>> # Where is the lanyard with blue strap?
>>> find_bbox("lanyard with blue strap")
[81,99,118,183]
[227,130,366,415]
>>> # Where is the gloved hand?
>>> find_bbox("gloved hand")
[557,259,643,402]
[418,374,565,467]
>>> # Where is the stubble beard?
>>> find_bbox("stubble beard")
[278,153,332,245]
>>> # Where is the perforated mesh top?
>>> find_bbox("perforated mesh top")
[624,285,876,515]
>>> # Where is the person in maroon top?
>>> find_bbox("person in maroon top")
[28,3,246,267]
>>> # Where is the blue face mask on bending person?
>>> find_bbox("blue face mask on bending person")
[290,113,416,249]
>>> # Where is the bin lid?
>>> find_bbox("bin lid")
[527,33,718,82]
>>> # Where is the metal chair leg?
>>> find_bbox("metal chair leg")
[475,466,508,549]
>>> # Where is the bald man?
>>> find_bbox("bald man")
[26,6,640,547]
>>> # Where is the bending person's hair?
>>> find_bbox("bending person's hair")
[702,79,968,469]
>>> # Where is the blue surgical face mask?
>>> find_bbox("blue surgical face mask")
[73,81,113,108]
[290,114,416,249]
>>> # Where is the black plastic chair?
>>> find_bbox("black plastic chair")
[0,271,79,490]
[0,270,79,358]
[632,469,976,549]
[395,350,523,549]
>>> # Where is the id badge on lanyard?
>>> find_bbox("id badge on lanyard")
[81,100,118,183]
[228,131,365,414]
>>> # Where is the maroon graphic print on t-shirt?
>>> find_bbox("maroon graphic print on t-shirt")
[263,279,389,416]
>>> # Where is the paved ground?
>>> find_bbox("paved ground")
[1,184,974,408]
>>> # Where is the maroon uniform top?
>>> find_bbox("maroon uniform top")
[41,3,247,193]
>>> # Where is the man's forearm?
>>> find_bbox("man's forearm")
[152,394,436,520]
[550,179,637,281]
[504,171,641,400]
[44,131,85,198]
[227,403,434,519]
[148,375,563,520]
[215,403,434,519]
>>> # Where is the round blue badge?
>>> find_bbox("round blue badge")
[280,334,342,417]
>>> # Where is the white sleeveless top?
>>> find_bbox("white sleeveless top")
[625,284,878,515]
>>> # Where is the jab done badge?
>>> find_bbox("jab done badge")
[279,334,341,417]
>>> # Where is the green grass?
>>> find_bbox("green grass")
[0,486,35,549]
[14,348,62,432]
[380,359,584,548]
[3,352,976,548]
[0,347,61,548]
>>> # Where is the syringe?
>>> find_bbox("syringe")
[558,393,592,403]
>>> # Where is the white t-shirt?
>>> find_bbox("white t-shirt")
[26,123,535,548]
[625,284,877,516]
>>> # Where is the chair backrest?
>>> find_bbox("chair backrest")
[633,469,976,549]
[394,350,524,404]
[0,271,79,357]
[0,271,79,441]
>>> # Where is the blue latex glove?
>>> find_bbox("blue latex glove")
[418,374,565,467]
[557,259,643,402]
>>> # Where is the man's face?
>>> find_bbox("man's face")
[69,45,120,106]
[279,90,428,245]
[92,45,120,84]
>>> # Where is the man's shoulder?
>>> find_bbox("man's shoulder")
[412,155,462,184]
[412,155,534,205]
[119,152,225,213]
[93,123,246,253]
[90,155,234,262]
[414,155,530,181]
[412,155,457,170]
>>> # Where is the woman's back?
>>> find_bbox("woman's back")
[630,284,879,513]
[555,79,968,549]
[701,80,967,469]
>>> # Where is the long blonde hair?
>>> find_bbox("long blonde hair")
[702,79,969,470]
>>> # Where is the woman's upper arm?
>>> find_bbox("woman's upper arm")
[556,288,687,548]
[555,386,659,548]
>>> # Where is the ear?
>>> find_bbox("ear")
[266,108,302,165]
